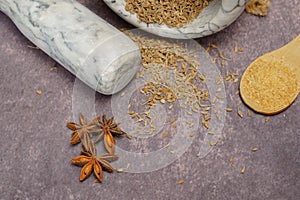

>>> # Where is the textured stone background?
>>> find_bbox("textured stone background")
[0,0,299,199]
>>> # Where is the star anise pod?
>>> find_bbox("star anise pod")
[94,114,125,154]
[71,142,118,182]
[66,113,101,151]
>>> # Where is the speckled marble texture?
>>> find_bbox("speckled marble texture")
[0,0,141,94]
[0,0,299,199]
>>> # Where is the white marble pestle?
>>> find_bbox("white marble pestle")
[0,0,141,94]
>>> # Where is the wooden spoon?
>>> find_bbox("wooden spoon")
[240,35,300,115]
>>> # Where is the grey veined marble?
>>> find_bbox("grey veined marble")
[0,0,141,95]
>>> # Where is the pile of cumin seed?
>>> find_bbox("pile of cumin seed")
[124,0,211,27]
[117,30,268,174]
[124,31,213,133]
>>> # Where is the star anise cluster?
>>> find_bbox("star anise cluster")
[66,113,125,183]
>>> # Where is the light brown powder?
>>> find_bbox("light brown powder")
[240,58,299,114]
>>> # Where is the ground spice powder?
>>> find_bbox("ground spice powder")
[240,58,299,114]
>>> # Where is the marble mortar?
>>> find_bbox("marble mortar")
[104,0,249,39]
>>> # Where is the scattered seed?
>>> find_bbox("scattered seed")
[137,118,144,122]
[237,108,244,118]
[204,107,211,111]
[208,131,215,135]
[252,147,258,152]
[216,74,223,84]
[128,110,135,115]
[201,110,209,115]
[162,131,169,139]
[160,99,166,104]
[202,121,209,129]
[210,141,217,146]
[211,97,217,104]
[170,118,176,123]
[27,45,40,50]
[204,116,211,121]
[189,132,195,137]
[50,66,57,72]
[192,106,199,112]
[229,156,233,165]
[206,46,210,52]
[214,108,220,119]
[265,117,270,122]
[117,168,124,173]
[226,108,233,112]
[144,111,151,119]
[120,92,125,97]
[186,110,193,115]
[216,95,223,99]
[247,110,251,117]
[210,44,218,49]
[234,43,244,52]
[219,52,230,60]
[126,133,132,139]
[234,43,239,52]
[36,89,42,95]
[125,31,222,144]
[188,122,194,128]
[126,163,131,170]
[178,179,185,184]
[241,166,246,174]
[221,60,226,67]
[145,128,155,134]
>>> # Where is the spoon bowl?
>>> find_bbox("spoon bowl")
[240,35,300,115]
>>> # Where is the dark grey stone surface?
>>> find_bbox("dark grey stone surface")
[0,1,299,199]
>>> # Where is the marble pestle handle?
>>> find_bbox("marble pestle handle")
[0,0,141,94]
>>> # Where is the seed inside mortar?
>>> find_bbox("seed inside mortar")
[125,0,211,27]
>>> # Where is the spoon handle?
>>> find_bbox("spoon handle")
[269,35,300,81]
[0,0,141,94]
